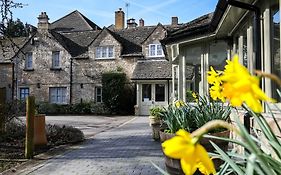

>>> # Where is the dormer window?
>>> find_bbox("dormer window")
[25,52,33,70]
[95,46,114,59]
[52,51,60,69]
[149,44,164,57]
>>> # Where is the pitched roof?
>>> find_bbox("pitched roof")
[111,26,156,56]
[50,30,88,58]
[131,60,172,80]
[60,30,101,47]
[162,13,214,44]
[50,10,101,32]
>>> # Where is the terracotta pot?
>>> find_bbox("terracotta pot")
[34,114,47,146]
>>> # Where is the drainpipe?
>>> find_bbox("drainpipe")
[226,0,261,133]
[70,57,73,104]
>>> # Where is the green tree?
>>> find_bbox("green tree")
[4,18,29,37]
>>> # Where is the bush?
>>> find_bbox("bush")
[149,106,164,119]
[36,101,110,115]
[46,124,84,146]
[102,71,135,114]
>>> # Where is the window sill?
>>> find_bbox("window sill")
[95,58,115,60]
[23,68,34,71]
[50,68,62,71]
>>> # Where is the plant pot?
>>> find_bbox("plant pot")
[148,116,160,126]
[34,114,47,146]
[151,123,161,141]
[200,130,230,169]
[159,130,230,174]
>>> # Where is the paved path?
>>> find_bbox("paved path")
[17,116,165,175]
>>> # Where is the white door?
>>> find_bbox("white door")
[140,83,168,115]
[140,84,152,115]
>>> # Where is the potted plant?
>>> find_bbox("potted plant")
[160,98,232,174]
[149,106,164,141]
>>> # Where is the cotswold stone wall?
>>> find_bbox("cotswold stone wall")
[17,32,71,103]
[71,30,137,103]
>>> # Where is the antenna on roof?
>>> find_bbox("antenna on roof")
[125,2,130,21]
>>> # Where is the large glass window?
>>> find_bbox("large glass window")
[95,46,114,59]
[155,84,165,102]
[20,87,29,100]
[25,52,33,70]
[142,84,151,101]
[149,44,164,57]
[272,7,280,101]
[49,87,67,104]
[95,87,102,103]
[209,41,227,70]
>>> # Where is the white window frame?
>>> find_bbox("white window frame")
[95,46,114,59]
[95,86,102,103]
[25,52,33,70]
[52,51,60,68]
[49,87,67,104]
[149,44,164,57]
[19,87,29,101]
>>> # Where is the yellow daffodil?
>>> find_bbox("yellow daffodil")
[207,66,221,85]
[175,100,185,108]
[220,55,274,113]
[162,129,216,175]
[209,81,225,102]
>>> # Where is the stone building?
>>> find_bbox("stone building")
[0,8,193,115]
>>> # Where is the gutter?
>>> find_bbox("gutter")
[70,57,73,104]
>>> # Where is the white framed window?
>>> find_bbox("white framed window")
[25,52,33,69]
[20,87,29,100]
[49,87,67,104]
[149,44,164,57]
[95,46,114,59]
[95,87,102,102]
[52,51,60,68]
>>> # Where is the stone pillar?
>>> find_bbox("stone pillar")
[178,58,183,100]
[263,8,272,98]
[247,26,254,74]
[238,35,244,65]
[182,56,186,102]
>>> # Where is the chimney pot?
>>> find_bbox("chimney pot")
[127,18,137,28]
[171,16,178,26]
[139,18,144,27]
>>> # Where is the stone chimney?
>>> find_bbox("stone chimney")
[139,18,144,27]
[171,16,178,26]
[37,12,50,32]
[115,8,125,30]
[127,18,137,29]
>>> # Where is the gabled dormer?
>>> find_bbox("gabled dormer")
[141,23,167,59]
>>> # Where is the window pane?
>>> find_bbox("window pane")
[96,47,101,58]
[142,84,151,101]
[108,46,113,57]
[95,87,102,102]
[20,88,29,100]
[155,84,165,102]
[149,45,155,56]
[102,47,107,57]
[52,51,60,68]
[25,53,32,69]
[272,9,281,101]
[156,45,163,56]
[49,87,66,104]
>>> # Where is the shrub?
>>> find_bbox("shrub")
[102,71,135,114]
[149,106,164,119]
[46,124,84,146]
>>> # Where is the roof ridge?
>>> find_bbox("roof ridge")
[51,10,79,25]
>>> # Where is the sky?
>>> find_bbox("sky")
[12,0,218,28]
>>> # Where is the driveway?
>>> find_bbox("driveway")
[19,115,134,138]
[11,116,165,175]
